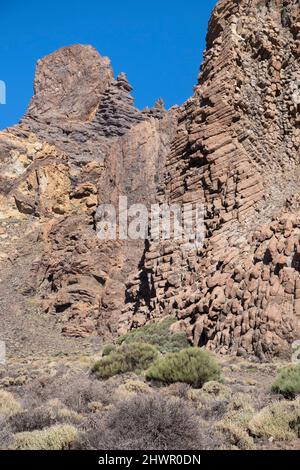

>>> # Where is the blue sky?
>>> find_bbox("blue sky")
[0,0,216,130]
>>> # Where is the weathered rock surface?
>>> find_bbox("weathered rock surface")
[125,0,300,360]
[0,0,299,359]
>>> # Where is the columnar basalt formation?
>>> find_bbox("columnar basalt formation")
[124,0,300,360]
[0,0,299,358]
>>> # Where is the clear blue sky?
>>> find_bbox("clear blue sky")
[0,0,217,130]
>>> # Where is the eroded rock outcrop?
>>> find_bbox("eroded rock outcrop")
[0,45,178,349]
[0,0,299,359]
[125,0,300,360]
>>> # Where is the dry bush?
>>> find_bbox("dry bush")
[0,417,14,450]
[210,392,256,449]
[146,348,221,388]
[19,369,113,413]
[9,408,55,433]
[201,381,232,400]
[116,379,152,398]
[161,382,191,400]
[8,400,81,433]
[74,393,210,450]
[118,316,190,353]
[272,364,300,399]
[61,377,109,413]
[220,393,255,428]
[52,403,82,425]
[102,344,116,357]
[214,422,255,450]
[248,397,300,441]
[12,424,78,450]
[16,364,72,408]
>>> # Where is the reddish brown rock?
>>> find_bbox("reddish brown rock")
[0,0,299,360]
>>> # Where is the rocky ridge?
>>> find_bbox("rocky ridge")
[0,0,299,359]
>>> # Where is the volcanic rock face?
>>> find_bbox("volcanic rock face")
[0,0,299,359]
[125,0,300,360]
[0,45,178,350]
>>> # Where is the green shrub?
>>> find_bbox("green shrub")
[118,316,190,353]
[92,342,159,379]
[146,348,221,388]
[214,422,255,450]
[12,424,78,450]
[9,408,56,433]
[74,393,207,450]
[272,364,300,398]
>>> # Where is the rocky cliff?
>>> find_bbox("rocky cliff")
[0,0,299,359]
[126,0,300,360]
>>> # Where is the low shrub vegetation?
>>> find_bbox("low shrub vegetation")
[220,393,255,428]
[118,317,190,353]
[188,381,232,420]
[92,342,159,379]
[199,381,232,401]
[214,422,255,450]
[0,390,21,417]
[248,397,300,441]
[116,380,152,397]
[146,348,221,388]
[19,367,116,412]
[9,408,56,433]
[8,402,81,433]
[61,378,108,413]
[0,417,14,450]
[102,344,116,357]
[74,393,207,450]
[12,424,78,450]
[271,364,300,398]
